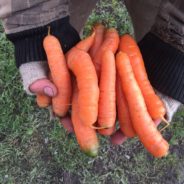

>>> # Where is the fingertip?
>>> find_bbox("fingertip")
[29,78,57,96]
[110,129,128,145]
[43,86,56,97]
[155,119,161,127]
[60,116,74,133]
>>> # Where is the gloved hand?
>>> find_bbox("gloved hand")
[156,91,181,122]
[7,16,80,97]
[111,91,181,145]
[111,32,184,145]
[6,17,80,132]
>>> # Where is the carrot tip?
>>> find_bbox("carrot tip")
[161,117,169,124]
[160,116,170,132]
[83,147,99,157]
[48,106,56,121]
[160,123,170,132]
[91,125,112,130]
[37,103,49,108]
[91,31,96,38]
[48,26,51,35]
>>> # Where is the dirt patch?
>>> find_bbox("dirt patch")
[47,168,81,184]
[0,133,6,142]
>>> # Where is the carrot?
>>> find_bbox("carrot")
[72,84,99,157]
[89,23,105,59]
[75,31,95,51]
[36,73,52,108]
[119,34,166,121]
[116,74,136,138]
[98,125,116,136]
[116,52,169,158]
[66,34,99,127]
[43,33,72,117]
[36,94,51,108]
[98,50,116,129]
[93,28,119,77]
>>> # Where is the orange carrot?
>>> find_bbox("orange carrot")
[43,34,72,117]
[98,50,116,129]
[36,94,51,108]
[75,31,95,52]
[119,34,166,120]
[89,23,105,59]
[36,73,52,108]
[93,28,119,77]
[116,74,136,137]
[116,52,169,158]
[72,84,99,157]
[66,34,99,127]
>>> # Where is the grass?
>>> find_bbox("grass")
[0,0,184,183]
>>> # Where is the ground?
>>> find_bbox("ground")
[0,0,184,184]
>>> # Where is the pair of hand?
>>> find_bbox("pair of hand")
[29,78,126,144]
[22,22,181,145]
[29,76,181,145]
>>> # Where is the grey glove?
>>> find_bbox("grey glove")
[156,91,181,122]
[19,61,49,95]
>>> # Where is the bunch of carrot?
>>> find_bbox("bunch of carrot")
[36,24,169,158]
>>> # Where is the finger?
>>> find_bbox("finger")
[60,116,74,133]
[29,78,57,97]
[110,129,128,145]
[155,119,161,127]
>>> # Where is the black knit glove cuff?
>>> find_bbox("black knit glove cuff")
[6,16,80,68]
[138,32,184,104]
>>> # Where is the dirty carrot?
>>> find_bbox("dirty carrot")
[119,34,166,121]
[43,32,72,117]
[66,34,99,127]
[116,74,136,138]
[72,84,99,157]
[98,50,116,129]
[116,52,169,158]
[89,23,105,59]
[93,28,119,77]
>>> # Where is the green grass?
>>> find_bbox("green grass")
[0,0,184,184]
[83,0,133,36]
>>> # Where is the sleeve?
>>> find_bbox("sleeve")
[138,0,184,104]
[0,0,80,95]
[0,0,80,68]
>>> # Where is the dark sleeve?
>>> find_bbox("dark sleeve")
[7,16,80,68]
[138,0,184,104]
[0,0,80,68]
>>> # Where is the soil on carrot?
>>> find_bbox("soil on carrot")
[0,1,184,184]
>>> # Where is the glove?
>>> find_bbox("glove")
[7,16,80,96]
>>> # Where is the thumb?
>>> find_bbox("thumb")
[29,78,57,97]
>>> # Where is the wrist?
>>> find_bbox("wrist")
[6,16,80,68]
[138,32,184,104]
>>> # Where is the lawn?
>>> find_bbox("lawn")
[0,0,184,184]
